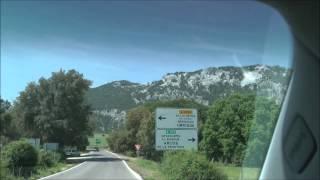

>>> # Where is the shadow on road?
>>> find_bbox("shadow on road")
[86,157,123,162]
[80,154,104,157]
[67,156,124,163]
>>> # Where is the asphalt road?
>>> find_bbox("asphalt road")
[40,150,142,180]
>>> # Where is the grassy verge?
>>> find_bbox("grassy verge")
[215,163,260,180]
[29,163,75,180]
[126,157,165,180]
[126,157,261,180]
[112,151,260,180]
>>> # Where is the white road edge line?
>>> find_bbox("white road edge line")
[38,161,87,180]
[107,150,143,180]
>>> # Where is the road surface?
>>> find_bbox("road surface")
[40,150,142,180]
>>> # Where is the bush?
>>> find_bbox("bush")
[57,148,67,160]
[124,151,136,157]
[161,151,227,180]
[1,140,38,177]
[0,160,22,180]
[38,150,61,167]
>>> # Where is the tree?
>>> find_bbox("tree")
[200,94,255,164]
[107,129,131,153]
[0,99,20,144]
[243,97,279,167]
[108,107,152,154]
[200,93,279,166]
[125,107,150,151]
[1,99,12,136]
[15,69,92,149]
[14,82,40,137]
[135,107,157,159]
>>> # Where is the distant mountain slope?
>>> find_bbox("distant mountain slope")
[86,80,145,110]
[86,64,290,111]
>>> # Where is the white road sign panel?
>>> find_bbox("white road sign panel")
[156,108,197,129]
[156,129,198,150]
[155,108,198,150]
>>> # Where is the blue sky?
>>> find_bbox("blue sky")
[1,1,292,101]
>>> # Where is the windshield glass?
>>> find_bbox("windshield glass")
[1,1,292,180]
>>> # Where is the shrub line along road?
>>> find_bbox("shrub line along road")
[39,150,143,180]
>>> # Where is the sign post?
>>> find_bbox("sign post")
[155,108,198,150]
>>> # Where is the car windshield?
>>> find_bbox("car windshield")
[1,1,292,180]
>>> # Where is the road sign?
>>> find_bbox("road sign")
[135,144,141,151]
[44,143,59,151]
[155,108,198,150]
[27,138,40,149]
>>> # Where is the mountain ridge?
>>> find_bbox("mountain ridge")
[85,64,290,132]
[86,64,289,109]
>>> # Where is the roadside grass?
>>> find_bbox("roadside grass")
[125,156,260,180]
[88,133,108,148]
[126,157,165,180]
[29,163,75,180]
[109,150,261,180]
[215,163,261,180]
[240,166,261,180]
